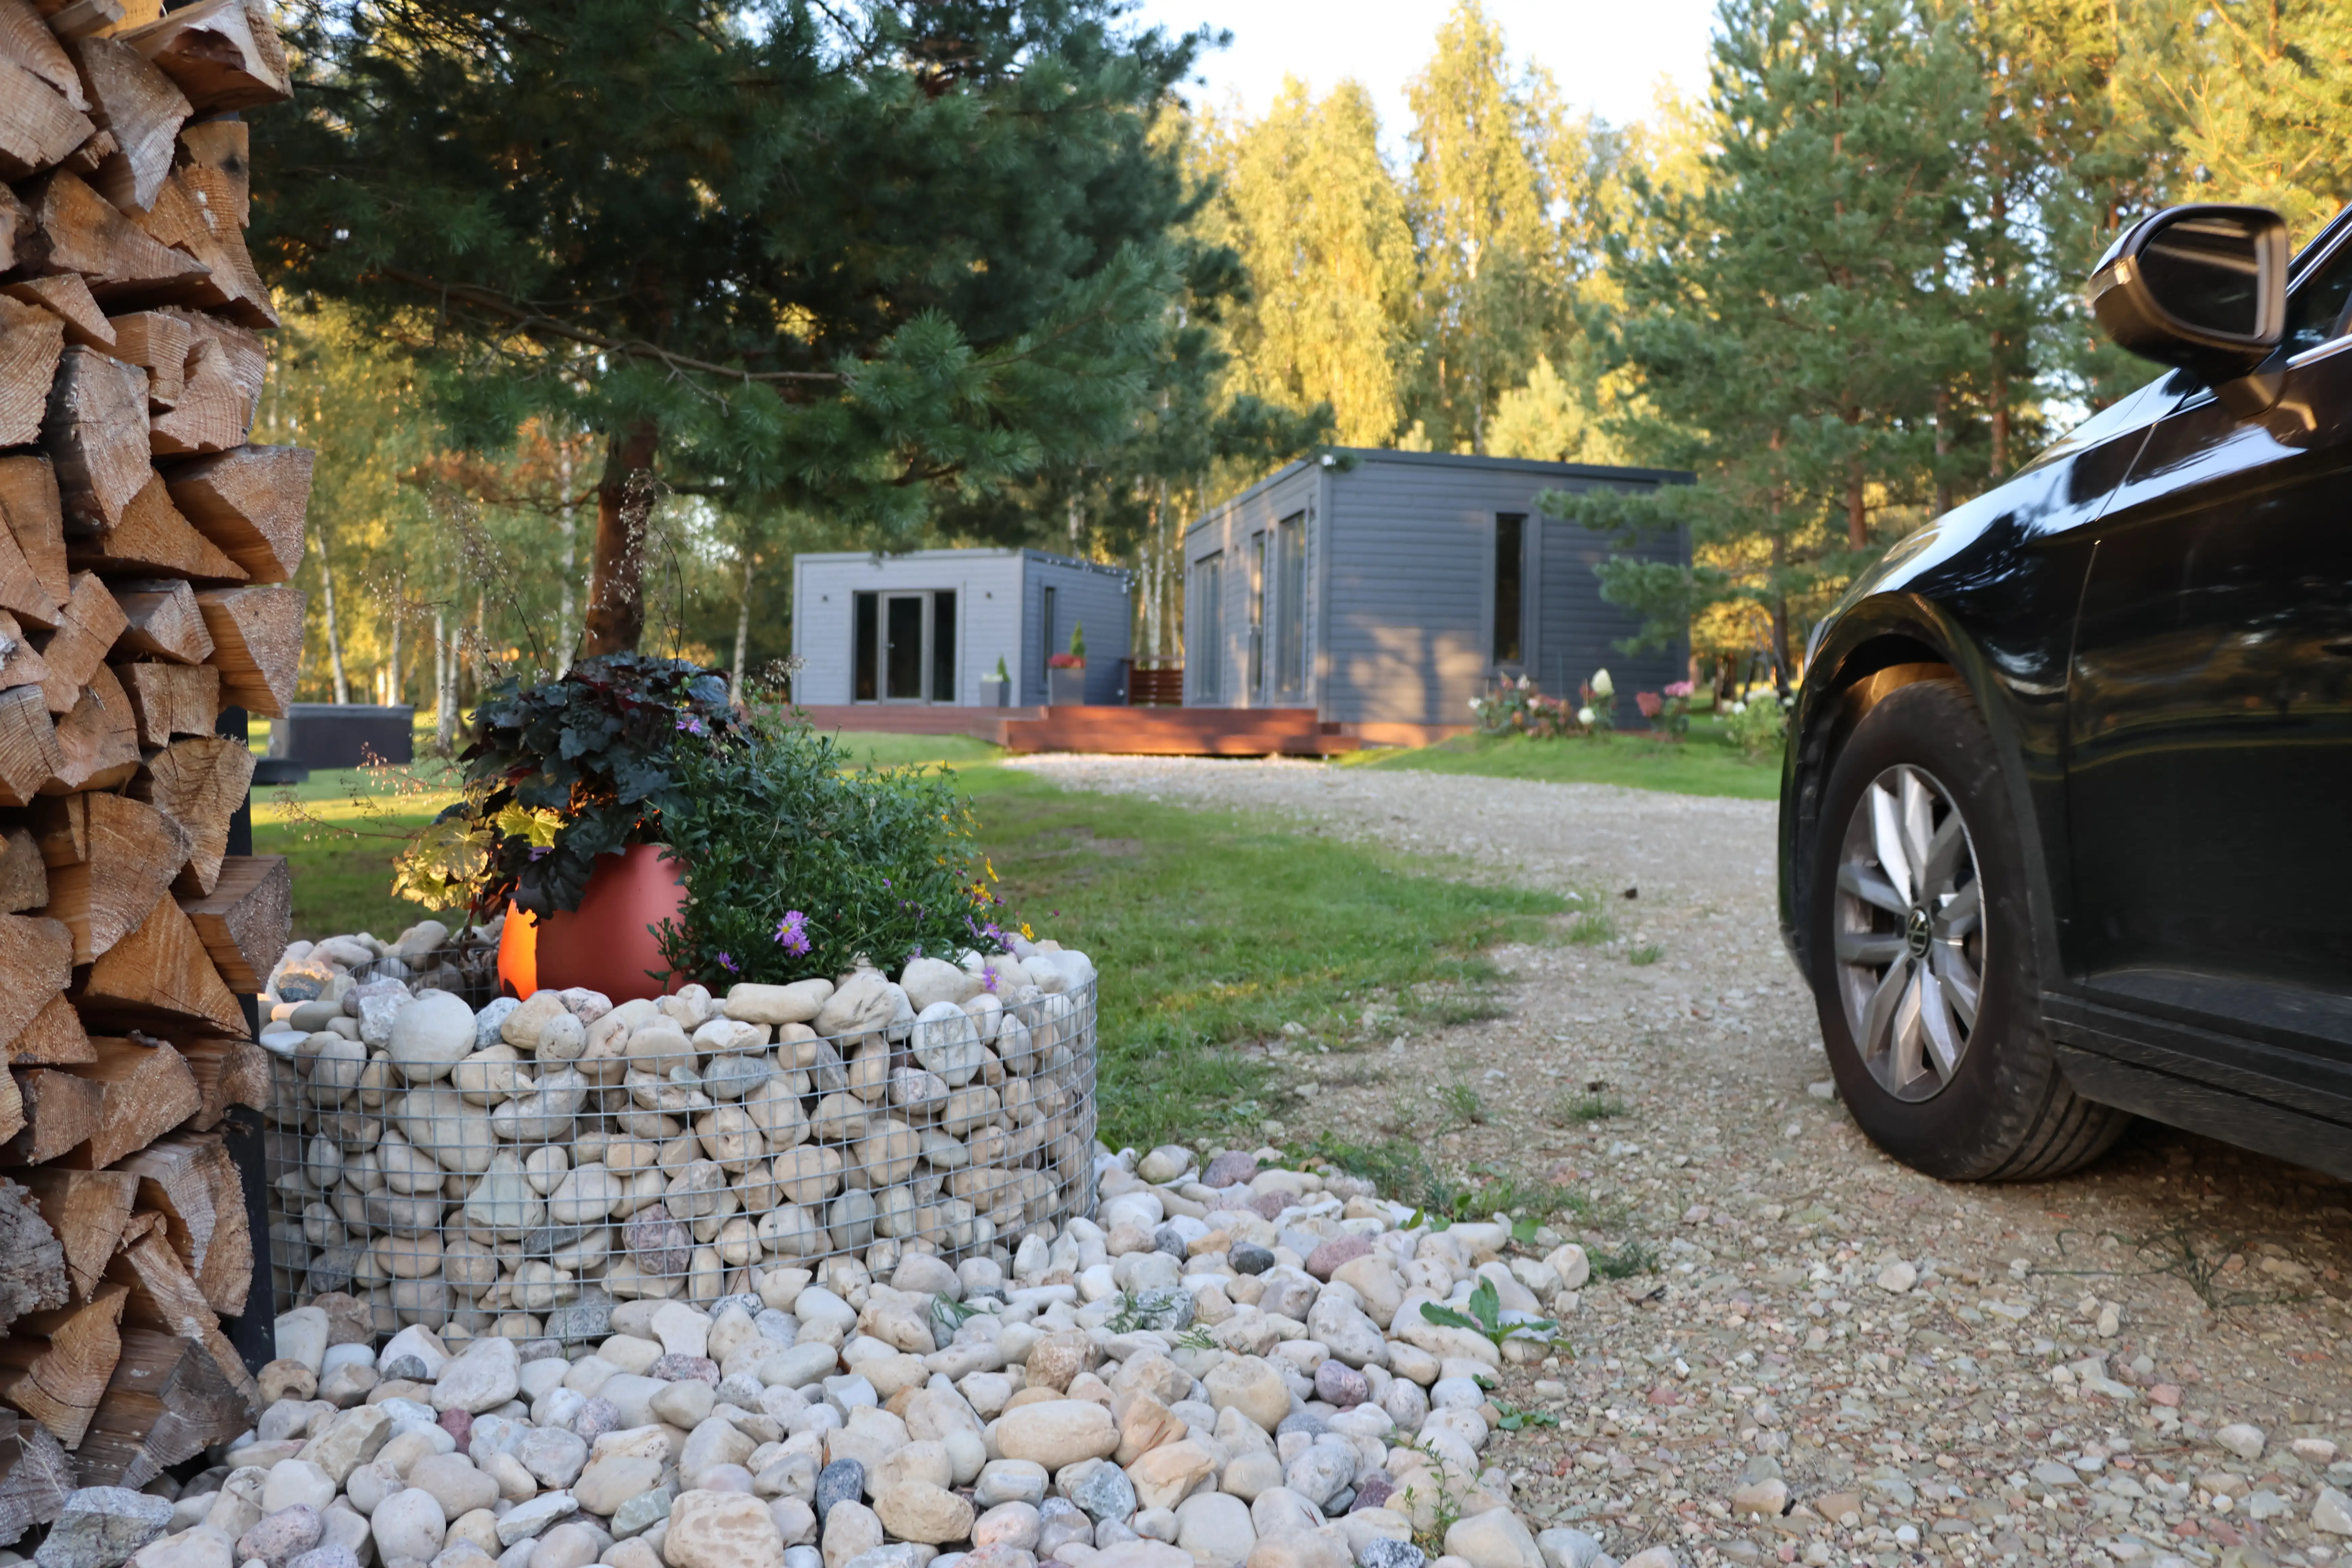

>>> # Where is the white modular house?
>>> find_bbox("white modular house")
[1183,449,1692,738]
[791,548,1133,706]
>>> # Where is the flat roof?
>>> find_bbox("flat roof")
[792,546,1131,581]
[1185,446,1696,540]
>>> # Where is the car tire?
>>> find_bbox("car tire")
[1805,679,2128,1180]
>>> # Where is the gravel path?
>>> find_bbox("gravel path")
[1015,755,2352,1568]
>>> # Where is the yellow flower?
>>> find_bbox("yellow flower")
[1020,923,1034,940]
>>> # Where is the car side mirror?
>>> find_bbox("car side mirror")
[2089,204,2287,410]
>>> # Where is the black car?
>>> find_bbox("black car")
[1779,202,2352,1182]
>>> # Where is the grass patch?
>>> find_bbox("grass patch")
[1567,908,1619,945]
[1550,1092,1629,1125]
[1349,715,1781,800]
[1627,942,1664,966]
[950,767,1567,1149]
[254,765,463,940]
[1590,1238,1660,1278]
[1436,1082,1488,1126]
[818,730,1005,770]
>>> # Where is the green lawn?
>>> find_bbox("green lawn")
[252,763,462,942]
[821,730,1004,770]
[952,767,1568,1148]
[1350,715,1784,799]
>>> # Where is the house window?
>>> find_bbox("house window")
[1191,553,1224,703]
[853,592,878,701]
[854,589,957,701]
[1493,513,1525,666]
[1246,530,1266,700]
[931,592,956,703]
[1274,511,1306,700]
[1038,585,1057,695]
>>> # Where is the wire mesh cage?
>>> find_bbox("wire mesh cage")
[263,973,1098,1344]
[348,941,504,1011]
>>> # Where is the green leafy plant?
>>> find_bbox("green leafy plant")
[1590,1239,1659,1279]
[1568,909,1619,946]
[1552,1092,1628,1124]
[1628,942,1664,965]
[1071,622,1086,661]
[1438,1082,1487,1126]
[1175,1323,1220,1351]
[1493,1402,1560,1431]
[392,654,741,916]
[651,713,1003,986]
[993,655,1010,683]
[1419,1276,1558,1353]
[1400,1440,1468,1554]
[1723,690,1792,761]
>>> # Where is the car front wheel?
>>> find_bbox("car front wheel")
[1805,679,2127,1180]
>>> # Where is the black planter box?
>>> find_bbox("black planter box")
[271,704,416,769]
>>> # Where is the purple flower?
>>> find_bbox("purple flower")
[676,714,706,736]
[774,910,811,956]
[715,952,738,973]
[982,967,1000,994]
[528,846,551,861]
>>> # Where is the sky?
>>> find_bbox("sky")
[1128,0,1720,142]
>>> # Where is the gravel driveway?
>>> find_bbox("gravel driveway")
[1016,755,2352,1568]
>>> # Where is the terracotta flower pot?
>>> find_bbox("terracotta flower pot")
[496,842,688,1002]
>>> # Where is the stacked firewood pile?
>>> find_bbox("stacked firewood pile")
[0,0,303,1545]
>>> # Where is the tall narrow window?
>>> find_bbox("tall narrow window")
[1275,512,1306,700]
[884,595,925,699]
[853,592,878,701]
[1493,514,1525,666]
[1246,530,1267,700]
[930,591,957,704]
[1038,584,1057,700]
[1191,554,1224,703]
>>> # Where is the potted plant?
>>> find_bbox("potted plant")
[979,655,1010,708]
[392,654,741,1000]
[1048,622,1087,706]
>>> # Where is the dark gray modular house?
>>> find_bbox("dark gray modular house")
[1182,448,1692,740]
[792,548,1132,706]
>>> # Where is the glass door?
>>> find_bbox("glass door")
[858,590,958,702]
[884,594,927,700]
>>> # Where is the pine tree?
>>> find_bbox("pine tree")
[257,0,1218,657]
[1547,0,1984,682]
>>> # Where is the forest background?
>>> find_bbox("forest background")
[254,0,2352,723]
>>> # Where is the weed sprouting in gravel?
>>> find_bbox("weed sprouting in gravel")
[1438,1081,1489,1126]
[1297,1134,1587,1226]
[1628,942,1664,965]
[1590,1238,1660,1278]
[1551,1091,1629,1124]
[1568,910,1619,946]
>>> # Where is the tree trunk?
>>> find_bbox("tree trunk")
[431,602,453,753]
[730,546,753,700]
[556,438,577,677]
[385,582,401,706]
[579,421,658,658]
[312,526,346,704]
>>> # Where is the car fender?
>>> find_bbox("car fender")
[1779,592,2073,996]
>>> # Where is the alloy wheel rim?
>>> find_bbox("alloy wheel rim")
[1832,764,1985,1102]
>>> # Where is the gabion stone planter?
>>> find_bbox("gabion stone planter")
[260,940,1099,1343]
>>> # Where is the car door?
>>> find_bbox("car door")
[2064,222,2352,1096]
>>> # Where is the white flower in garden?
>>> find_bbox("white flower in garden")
[1729,701,1747,715]
[1591,668,1614,697]
[1577,706,1595,726]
